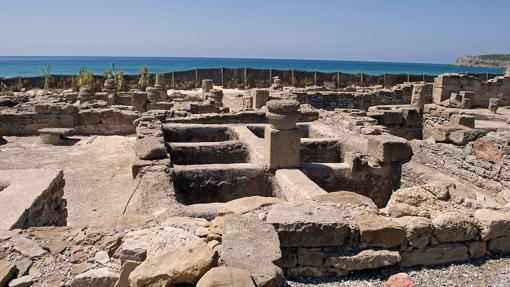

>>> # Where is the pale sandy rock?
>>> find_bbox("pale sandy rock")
[114,260,140,287]
[393,216,433,249]
[354,214,406,247]
[11,236,47,258]
[217,196,280,216]
[432,212,478,243]
[129,240,217,287]
[0,260,16,287]
[69,268,119,287]
[8,275,33,287]
[325,249,401,271]
[400,244,468,267]
[196,267,255,287]
[311,191,378,212]
[474,209,510,240]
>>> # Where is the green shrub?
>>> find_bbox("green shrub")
[77,65,95,87]
[137,65,149,90]
[0,82,13,97]
[116,70,126,91]
[43,65,52,90]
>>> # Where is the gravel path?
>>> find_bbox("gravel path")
[287,256,510,287]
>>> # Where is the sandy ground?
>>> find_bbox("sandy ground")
[0,135,135,226]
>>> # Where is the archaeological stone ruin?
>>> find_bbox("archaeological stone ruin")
[1,68,510,286]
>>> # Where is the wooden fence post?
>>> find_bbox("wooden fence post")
[407,73,410,83]
[172,71,175,89]
[244,67,247,88]
[195,68,198,89]
[314,70,317,86]
[337,72,340,90]
[221,67,224,87]
[269,67,272,88]
[360,72,363,86]
[291,68,295,87]
[383,74,386,88]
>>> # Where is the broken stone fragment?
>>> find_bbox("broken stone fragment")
[467,241,486,259]
[128,240,217,287]
[11,236,47,258]
[488,236,510,254]
[114,260,140,287]
[196,267,255,287]
[393,216,433,249]
[8,275,33,287]
[384,273,416,287]
[217,196,280,216]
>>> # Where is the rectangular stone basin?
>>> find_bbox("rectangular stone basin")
[168,141,249,165]
[163,124,238,142]
[171,163,274,205]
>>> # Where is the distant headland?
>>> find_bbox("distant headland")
[454,54,510,68]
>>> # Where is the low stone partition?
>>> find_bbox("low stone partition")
[0,104,138,135]
[0,169,67,229]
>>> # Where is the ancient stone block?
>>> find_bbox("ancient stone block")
[474,209,510,240]
[468,241,486,259]
[449,114,475,128]
[325,249,400,272]
[221,215,283,287]
[264,126,300,169]
[366,134,412,163]
[431,212,478,243]
[252,89,269,109]
[0,260,16,287]
[489,98,500,113]
[132,137,166,160]
[297,248,324,266]
[400,244,468,267]
[354,214,406,248]
[131,92,148,112]
[266,202,349,247]
[393,216,433,249]
[196,267,255,287]
[488,236,510,254]
[448,128,487,145]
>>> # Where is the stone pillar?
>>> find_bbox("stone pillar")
[149,74,167,101]
[489,98,501,114]
[146,87,162,103]
[252,89,269,109]
[271,77,283,90]
[206,89,223,107]
[202,79,213,93]
[264,100,301,169]
[102,79,116,94]
[411,83,428,113]
[78,86,93,103]
[154,74,166,89]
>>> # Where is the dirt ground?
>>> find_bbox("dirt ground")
[0,135,135,226]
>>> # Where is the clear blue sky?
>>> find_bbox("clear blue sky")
[1,0,509,63]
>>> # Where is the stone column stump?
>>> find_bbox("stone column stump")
[202,79,214,93]
[252,89,269,109]
[264,100,301,169]
[489,98,501,114]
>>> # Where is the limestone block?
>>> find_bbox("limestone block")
[467,241,486,259]
[393,216,433,249]
[449,114,475,128]
[297,248,324,266]
[264,126,300,169]
[401,108,419,127]
[311,191,378,212]
[366,134,412,163]
[432,212,478,243]
[325,249,400,272]
[354,214,406,248]
[131,92,148,112]
[474,209,510,240]
[267,202,349,247]
[400,244,468,267]
[286,266,329,278]
[448,128,487,145]
[489,98,501,113]
[196,267,255,287]
[132,137,166,160]
[221,215,283,287]
[202,79,214,93]
[70,268,119,287]
[217,196,281,216]
[381,111,403,126]
[488,236,510,254]
[129,240,217,286]
[252,89,269,109]
[274,169,327,201]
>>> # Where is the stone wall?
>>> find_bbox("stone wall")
[432,73,510,107]
[0,104,138,135]
[5,69,500,91]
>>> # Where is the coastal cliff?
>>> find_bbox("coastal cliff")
[454,54,510,68]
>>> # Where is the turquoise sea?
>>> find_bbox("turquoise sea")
[0,56,505,78]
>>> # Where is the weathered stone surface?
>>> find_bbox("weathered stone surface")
[449,128,487,145]
[207,216,224,242]
[267,202,349,247]
[286,266,330,278]
[384,273,416,287]
[488,236,510,254]
[393,216,433,249]
[8,275,33,287]
[217,196,280,216]
[384,186,449,218]
[266,100,300,113]
[275,169,327,201]
[366,134,412,163]
[0,260,16,287]
[297,248,324,266]
[264,126,300,169]
[432,212,478,243]
[354,214,405,247]
[114,260,140,287]
[129,240,216,287]
[132,92,148,112]
[474,209,510,240]
[132,137,166,160]
[11,236,47,258]
[400,244,468,267]
[69,268,119,287]
[196,267,255,287]
[221,215,283,287]
[468,241,486,259]
[311,191,378,211]
[325,250,400,272]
